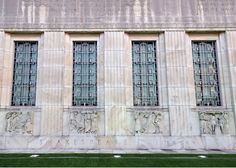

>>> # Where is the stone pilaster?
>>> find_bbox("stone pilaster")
[0,33,12,107]
[226,31,236,134]
[38,32,65,136]
[216,33,234,108]
[104,32,127,136]
[165,31,198,136]
[0,31,5,134]
[0,31,4,107]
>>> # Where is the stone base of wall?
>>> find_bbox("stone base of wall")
[0,135,235,152]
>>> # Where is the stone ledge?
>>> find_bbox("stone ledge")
[0,107,41,113]
[0,135,235,151]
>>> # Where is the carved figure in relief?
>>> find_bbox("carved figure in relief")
[218,112,228,134]
[211,115,217,134]
[199,112,208,134]
[23,112,33,134]
[153,112,162,134]
[134,112,162,134]
[199,112,229,135]
[90,112,98,133]
[70,112,84,133]
[70,111,98,134]
[134,112,149,133]
[5,112,33,134]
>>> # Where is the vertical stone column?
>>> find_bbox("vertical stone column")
[38,32,64,136]
[104,32,127,135]
[0,32,4,107]
[226,31,236,133]
[216,32,235,134]
[0,33,12,107]
[165,31,198,136]
[158,33,169,107]
[0,32,5,133]
[217,33,233,108]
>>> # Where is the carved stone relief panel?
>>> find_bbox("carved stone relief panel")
[69,111,98,134]
[5,112,33,135]
[199,111,229,135]
[134,111,162,134]
[127,107,169,135]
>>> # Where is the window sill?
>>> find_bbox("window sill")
[191,107,232,112]
[0,106,41,112]
[126,106,168,113]
[64,106,104,113]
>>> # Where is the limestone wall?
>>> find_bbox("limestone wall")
[0,0,236,152]
[0,0,236,30]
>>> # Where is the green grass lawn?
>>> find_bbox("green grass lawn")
[0,153,236,167]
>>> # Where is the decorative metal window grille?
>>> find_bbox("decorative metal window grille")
[192,41,221,106]
[73,41,97,106]
[12,41,38,106]
[132,41,158,106]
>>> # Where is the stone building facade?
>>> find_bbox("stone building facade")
[0,0,236,152]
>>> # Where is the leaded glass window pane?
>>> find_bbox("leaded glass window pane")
[192,41,221,106]
[132,41,158,106]
[12,41,38,106]
[73,41,97,106]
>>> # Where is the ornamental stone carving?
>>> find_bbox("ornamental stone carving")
[5,112,33,135]
[134,111,162,134]
[199,111,229,135]
[70,111,98,134]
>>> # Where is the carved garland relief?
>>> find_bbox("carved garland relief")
[5,112,33,135]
